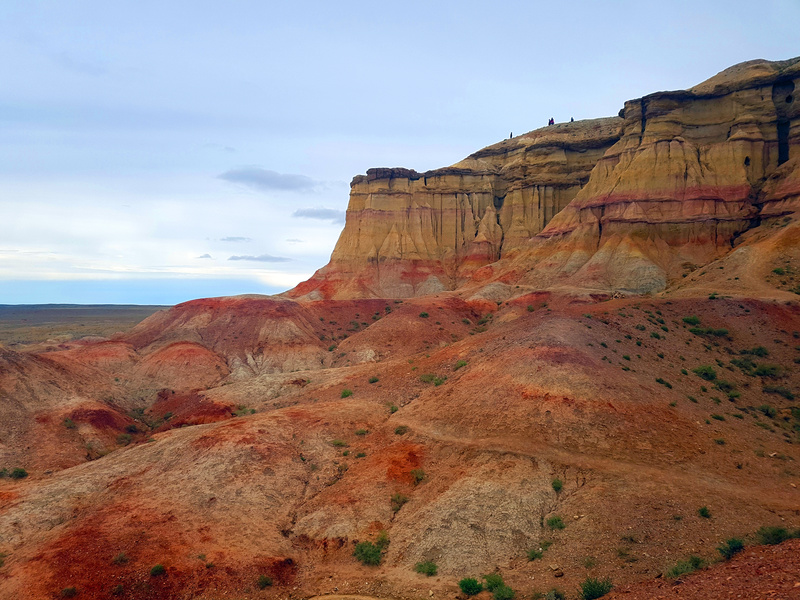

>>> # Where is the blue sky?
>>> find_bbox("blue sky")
[1,0,799,305]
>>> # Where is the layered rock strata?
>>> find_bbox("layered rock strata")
[291,118,622,299]
[293,57,800,299]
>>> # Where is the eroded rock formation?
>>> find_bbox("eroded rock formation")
[293,57,800,299]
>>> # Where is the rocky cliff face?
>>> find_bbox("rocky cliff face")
[291,118,622,299]
[292,57,800,299]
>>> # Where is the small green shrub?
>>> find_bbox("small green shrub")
[711,414,725,421]
[63,418,76,429]
[419,312,429,318]
[551,478,563,493]
[394,425,409,435]
[579,577,613,600]
[414,561,438,576]
[493,585,515,600]
[410,468,425,485]
[454,360,468,370]
[341,389,353,398]
[546,516,565,530]
[375,530,390,550]
[682,316,701,325]
[391,493,409,512]
[693,365,717,381]
[150,564,166,577]
[331,439,348,447]
[763,385,794,400]
[257,575,273,589]
[353,541,382,565]
[756,526,791,545]
[666,555,704,578]
[389,404,398,413]
[9,468,28,479]
[117,433,132,446]
[355,452,366,458]
[698,506,711,518]
[758,404,777,418]
[483,573,505,592]
[111,584,124,596]
[369,376,379,383]
[61,588,78,598]
[655,378,672,389]
[527,548,543,560]
[459,578,483,596]
[111,552,129,565]
[742,346,769,357]
[717,538,744,560]
[355,428,368,436]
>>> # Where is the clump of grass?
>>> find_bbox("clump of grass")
[150,564,166,577]
[741,346,769,357]
[454,359,468,370]
[341,389,353,398]
[414,561,437,576]
[698,506,711,518]
[682,316,701,325]
[394,425,409,435]
[355,428,368,436]
[330,439,348,447]
[391,493,409,512]
[665,555,704,578]
[655,378,672,389]
[551,478,563,493]
[711,414,725,421]
[419,312,429,318]
[410,468,425,485]
[111,552,129,565]
[9,467,28,479]
[763,385,794,400]
[257,575,273,589]
[546,516,565,530]
[693,365,717,381]
[353,541,382,565]
[758,404,777,418]
[579,577,612,600]
[717,538,744,560]
[455,578,480,596]
[61,588,78,598]
[63,418,76,429]
[527,548,544,560]
[756,526,795,545]
[368,376,379,383]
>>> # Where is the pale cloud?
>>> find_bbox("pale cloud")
[292,207,345,224]
[227,254,291,263]
[220,236,251,242]
[197,253,213,259]
[218,167,318,192]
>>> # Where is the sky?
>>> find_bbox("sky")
[1,0,799,305]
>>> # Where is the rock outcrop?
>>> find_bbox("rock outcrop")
[292,57,800,299]
[291,118,622,299]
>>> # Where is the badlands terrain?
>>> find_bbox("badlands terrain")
[1,58,800,599]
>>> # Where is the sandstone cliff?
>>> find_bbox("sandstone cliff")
[291,118,622,298]
[292,57,799,299]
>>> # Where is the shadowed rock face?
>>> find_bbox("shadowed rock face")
[292,57,800,299]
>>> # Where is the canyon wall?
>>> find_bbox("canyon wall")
[292,57,800,299]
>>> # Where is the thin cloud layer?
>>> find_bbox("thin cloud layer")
[292,208,345,224]
[197,253,213,259]
[220,236,251,242]
[218,167,317,192]
[227,254,291,263]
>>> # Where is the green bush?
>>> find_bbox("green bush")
[375,530,390,550]
[493,585,515,600]
[341,389,353,398]
[459,578,483,596]
[414,561,437,576]
[63,418,76,429]
[411,468,425,485]
[666,555,704,578]
[758,404,777,418]
[454,360,468,370]
[483,573,505,592]
[355,428,368,436]
[419,312,429,318]
[390,493,409,512]
[551,478,563,493]
[682,316,701,325]
[112,552,129,565]
[698,506,711,518]
[579,577,613,600]
[150,564,166,577]
[717,538,744,560]
[763,386,794,400]
[61,588,78,598]
[546,516,565,530]
[754,364,781,377]
[369,376,379,383]
[331,439,348,447]
[756,526,791,545]
[9,468,28,479]
[693,365,717,381]
[117,433,132,446]
[742,346,769,357]
[394,425,409,435]
[655,378,672,389]
[353,541,382,565]
[257,575,273,589]
[527,548,543,560]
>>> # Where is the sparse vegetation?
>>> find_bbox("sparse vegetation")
[655,378,672,389]
[63,418,76,429]
[257,575,273,589]
[341,389,353,398]
[369,376,379,383]
[551,478,563,493]
[682,316,700,325]
[693,365,717,381]
[717,538,744,560]
[483,573,505,592]
[546,516,565,530]
[666,555,704,578]
[150,564,166,577]
[61,588,78,598]
[353,541,382,565]
[763,385,794,400]
[756,526,795,545]
[9,467,28,479]
[579,577,612,600]
[419,312,429,318]
[355,428,368,435]
[414,561,437,576]
[410,468,425,485]
[112,553,129,565]
[459,578,483,596]
[698,506,711,518]
[331,439,348,447]
[391,493,409,512]
[394,425,409,435]
[454,359,468,370]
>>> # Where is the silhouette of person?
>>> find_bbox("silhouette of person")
[570,117,574,122]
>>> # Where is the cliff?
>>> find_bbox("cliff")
[291,118,622,298]
[292,57,800,299]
